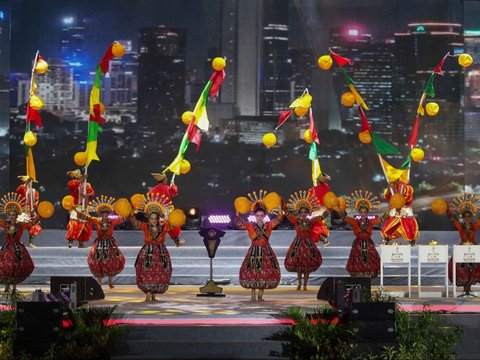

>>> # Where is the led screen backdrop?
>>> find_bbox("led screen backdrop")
[2,0,480,230]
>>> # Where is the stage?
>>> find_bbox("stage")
[10,284,480,359]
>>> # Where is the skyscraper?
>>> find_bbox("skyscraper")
[137,26,186,126]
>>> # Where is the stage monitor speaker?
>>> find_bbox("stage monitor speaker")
[317,277,371,308]
[348,302,397,341]
[50,276,105,305]
[15,302,62,356]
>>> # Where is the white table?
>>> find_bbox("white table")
[380,245,412,298]
[417,245,449,297]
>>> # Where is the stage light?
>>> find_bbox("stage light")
[184,207,201,230]
[187,207,199,219]
[347,28,359,36]
[207,215,231,224]
[62,16,75,25]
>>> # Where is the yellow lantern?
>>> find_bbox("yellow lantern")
[112,42,126,57]
[458,53,473,68]
[37,201,54,218]
[180,159,191,174]
[410,148,425,162]
[130,194,146,210]
[23,131,37,147]
[425,102,439,116]
[358,131,372,144]
[212,57,226,71]
[341,92,355,107]
[114,198,132,217]
[35,59,48,74]
[181,111,194,125]
[74,152,87,167]
[303,129,313,144]
[389,193,406,209]
[62,195,75,211]
[322,192,338,209]
[431,198,448,215]
[234,197,251,214]
[264,192,282,212]
[317,55,333,70]
[169,209,187,227]
[294,106,309,117]
[29,95,44,111]
[262,133,276,148]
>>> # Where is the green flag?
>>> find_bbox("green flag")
[371,132,401,155]
[308,142,318,161]
[424,74,435,97]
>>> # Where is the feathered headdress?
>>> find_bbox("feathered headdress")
[0,192,26,215]
[346,190,380,212]
[450,193,480,217]
[139,193,174,217]
[287,190,319,214]
[89,195,116,214]
[247,189,268,212]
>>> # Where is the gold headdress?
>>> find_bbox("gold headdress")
[0,192,26,215]
[247,190,268,212]
[140,193,174,217]
[346,190,380,212]
[287,190,319,213]
[89,195,116,214]
[450,193,480,217]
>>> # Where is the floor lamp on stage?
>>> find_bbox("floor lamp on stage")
[197,228,226,297]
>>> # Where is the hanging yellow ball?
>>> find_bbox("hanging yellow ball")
[458,53,473,68]
[358,131,372,144]
[294,106,309,117]
[212,57,226,71]
[410,148,425,162]
[304,129,313,144]
[62,195,75,211]
[262,133,276,147]
[35,59,49,74]
[317,55,333,70]
[181,111,194,125]
[24,131,37,147]
[29,95,44,111]
[425,102,439,116]
[180,159,191,174]
[431,198,448,215]
[341,92,355,107]
[112,42,126,57]
[37,201,54,218]
[74,152,87,166]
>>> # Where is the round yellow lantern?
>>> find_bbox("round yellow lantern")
[341,92,355,107]
[358,131,372,144]
[317,55,333,70]
[212,57,226,71]
[425,102,439,116]
[458,53,473,68]
[389,193,406,209]
[294,106,309,117]
[23,131,37,147]
[264,192,282,212]
[234,197,251,214]
[112,42,126,57]
[29,95,44,111]
[303,129,313,144]
[37,201,54,218]
[410,148,425,162]
[114,198,132,217]
[431,198,448,215]
[323,192,338,209]
[262,133,277,148]
[74,152,87,167]
[180,159,191,174]
[62,195,75,211]
[35,59,48,74]
[182,111,194,125]
[130,194,146,210]
[169,209,187,227]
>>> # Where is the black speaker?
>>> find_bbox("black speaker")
[348,302,396,341]
[317,277,371,308]
[50,276,105,305]
[15,302,62,356]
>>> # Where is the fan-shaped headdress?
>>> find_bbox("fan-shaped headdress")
[139,193,174,217]
[287,190,319,214]
[0,192,26,215]
[247,190,268,212]
[450,193,480,217]
[89,195,116,214]
[346,190,380,212]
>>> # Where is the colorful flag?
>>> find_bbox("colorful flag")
[289,93,312,109]
[329,50,353,67]
[348,84,368,110]
[358,106,371,132]
[276,109,293,129]
[434,53,449,76]
[309,108,319,144]
[379,155,409,183]
[424,74,436,98]
[371,132,401,155]
[408,115,420,147]
[312,159,322,186]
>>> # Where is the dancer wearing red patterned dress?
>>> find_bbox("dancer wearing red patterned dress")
[16,175,41,247]
[0,193,36,292]
[66,169,95,248]
[284,190,324,291]
[445,193,480,296]
[130,194,185,302]
[79,196,126,288]
[381,180,419,245]
[235,190,283,302]
[344,190,384,278]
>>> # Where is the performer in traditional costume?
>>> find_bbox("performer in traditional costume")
[148,173,178,199]
[381,180,419,245]
[130,194,184,302]
[308,173,332,245]
[284,190,324,290]
[78,196,126,288]
[344,190,383,278]
[235,190,283,302]
[446,193,480,296]
[0,193,36,292]
[16,175,41,247]
[65,169,95,248]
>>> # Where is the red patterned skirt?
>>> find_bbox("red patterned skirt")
[381,216,418,242]
[284,236,322,273]
[239,244,280,289]
[0,242,34,285]
[448,257,480,287]
[135,243,172,294]
[87,237,125,278]
[346,235,380,278]
[66,220,92,243]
